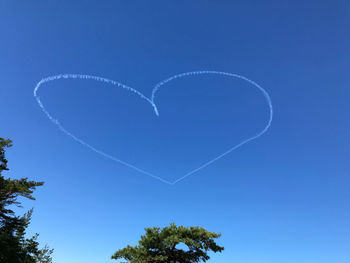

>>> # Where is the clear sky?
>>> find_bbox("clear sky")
[1,1,350,262]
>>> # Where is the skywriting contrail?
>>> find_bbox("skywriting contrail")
[33,71,273,185]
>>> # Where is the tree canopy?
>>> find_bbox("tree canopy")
[112,223,224,263]
[0,137,53,263]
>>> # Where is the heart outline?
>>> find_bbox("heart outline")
[34,71,273,185]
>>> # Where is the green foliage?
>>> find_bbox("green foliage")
[112,223,224,263]
[0,137,53,263]
[0,138,12,173]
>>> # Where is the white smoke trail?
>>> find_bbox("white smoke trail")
[33,71,273,185]
[33,74,167,184]
[152,71,273,184]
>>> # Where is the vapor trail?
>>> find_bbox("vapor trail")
[34,71,273,185]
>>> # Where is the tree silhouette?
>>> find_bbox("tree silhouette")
[112,223,224,263]
[0,138,53,263]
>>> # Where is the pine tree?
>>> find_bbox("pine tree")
[112,223,224,263]
[0,137,53,263]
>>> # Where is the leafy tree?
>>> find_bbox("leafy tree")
[0,137,53,263]
[112,223,224,263]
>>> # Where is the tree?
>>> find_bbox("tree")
[112,223,224,263]
[0,137,53,263]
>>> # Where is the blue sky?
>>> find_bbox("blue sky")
[1,1,350,262]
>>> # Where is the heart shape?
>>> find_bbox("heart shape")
[34,71,273,185]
